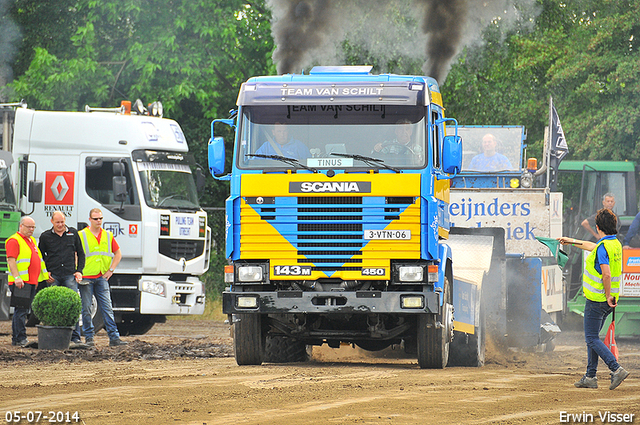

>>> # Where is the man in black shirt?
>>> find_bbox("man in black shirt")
[38,211,86,346]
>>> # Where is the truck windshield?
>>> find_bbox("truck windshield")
[0,166,16,210]
[454,127,523,172]
[133,150,200,210]
[236,105,427,170]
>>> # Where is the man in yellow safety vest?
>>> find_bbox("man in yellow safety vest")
[78,208,127,347]
[6,216,49,346]
[559,208,630,390]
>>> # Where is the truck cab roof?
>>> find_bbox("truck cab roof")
[12,108,189,156]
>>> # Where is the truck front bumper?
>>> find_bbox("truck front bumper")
[222,290,439,315]
[139,276,206,315]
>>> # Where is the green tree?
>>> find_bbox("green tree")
[6,0,275,208]
[5,0,275,300]
[443,0,640,164]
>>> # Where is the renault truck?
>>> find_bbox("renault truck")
[0,101,210,334]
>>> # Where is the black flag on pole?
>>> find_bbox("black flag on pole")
[550,100,568,167]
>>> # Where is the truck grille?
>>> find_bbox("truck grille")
[297,196,363,269]
[243,196,417,274]
[158,239,205,261]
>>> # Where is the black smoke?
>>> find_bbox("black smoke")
[416,0,468,83]
[266,0,539,82]
[269,0,344,75]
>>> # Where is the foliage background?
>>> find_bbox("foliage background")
[2,0,640,302]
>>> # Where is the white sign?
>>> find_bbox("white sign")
[622,273,640,297]
[450,189,563,256]
[364,229,411,240]
[307,158,354,168]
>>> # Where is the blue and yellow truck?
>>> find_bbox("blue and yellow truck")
[209,66,495,368]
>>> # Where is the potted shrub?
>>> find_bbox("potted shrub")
[31,286,82,350]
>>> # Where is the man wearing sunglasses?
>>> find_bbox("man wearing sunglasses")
[78,208,127,347]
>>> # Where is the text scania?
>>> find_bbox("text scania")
[290,181,372,193]
[280,87,384,96]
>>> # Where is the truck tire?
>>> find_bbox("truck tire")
[448,301,485,367]
[264,335,310,363]
[233,314,264,366]
[417,277,453,369]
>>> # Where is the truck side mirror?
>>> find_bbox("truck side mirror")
[442,135,462,174]
[113,176,127,202]
[208,137,226,176]
[112,162,124,176]
[28,180,42,203]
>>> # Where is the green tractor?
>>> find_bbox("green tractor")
[557,160,640,336]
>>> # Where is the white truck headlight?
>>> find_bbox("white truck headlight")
[401,295,424,309]
[237,296,258,308]
[398,266,424,282]
[237,266,263,282]
[141,280,166,297]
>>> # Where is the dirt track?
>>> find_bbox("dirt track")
[0,319,638,425]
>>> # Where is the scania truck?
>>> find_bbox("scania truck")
[208,65,484,368]
[0,101,210,334]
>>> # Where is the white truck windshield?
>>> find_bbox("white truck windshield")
[133,150,200,210]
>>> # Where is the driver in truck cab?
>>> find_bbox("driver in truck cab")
[468,133,513,171]
[371,119,423,162]
[255,122,311,160]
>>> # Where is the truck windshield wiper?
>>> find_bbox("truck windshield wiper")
[246,154,318,173]
[330,153,401,173]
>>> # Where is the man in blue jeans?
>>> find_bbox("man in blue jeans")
[78,208,127,347]
[559,208,630,390]
[39,211,85,347]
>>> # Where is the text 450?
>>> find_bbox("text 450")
[273,266,311,276]
[362,268,385,276]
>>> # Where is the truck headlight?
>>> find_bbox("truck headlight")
[398,266,424,282]
[141,280,166,297]
[237,266,263,282]
[401,295,424,309]
[237,295,258,309]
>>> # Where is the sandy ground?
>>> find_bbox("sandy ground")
[0,319,638,425]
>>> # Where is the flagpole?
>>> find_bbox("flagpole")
[546,96,553,190]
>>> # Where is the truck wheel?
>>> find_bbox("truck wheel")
[264,335,310,363]
[117,314,156,336]
[448,301,485,367]
[417,277,453,369]
[233,314,264,366]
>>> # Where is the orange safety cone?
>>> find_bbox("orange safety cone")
[604,309,619,360]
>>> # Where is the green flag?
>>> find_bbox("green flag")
[535,236,568,268]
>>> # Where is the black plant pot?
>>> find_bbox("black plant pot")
[36,325,73,350]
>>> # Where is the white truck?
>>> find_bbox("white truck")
[1,102,210,334]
